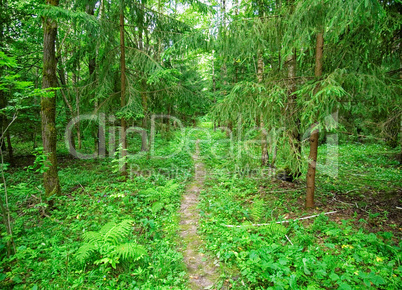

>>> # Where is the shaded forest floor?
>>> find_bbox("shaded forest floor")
[1,123,401,289]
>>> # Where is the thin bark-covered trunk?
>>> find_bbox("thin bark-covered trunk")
[221,0,227,89]
[41,0,61,199]
[33,65,39,148]
[57,56,78,151]
[0,39,16,254]
[0,1,15,247]
[385,46,402,148]
[0,146,16,256]
[287,50,301,176]
[257,51,268,166]
[282,0,300,178]
[257,3,268,167]
[86,1,99,156]
[119,0,127,177]
[72,37,82,150]
[167,105,171,133]
[306,32,324,208]
[261,117,269,166]
[141,79,148,151]
[212,52,217,132]
[138,6,148,151]
[0,94,13,166]
[4,117,13,166]
[0,0,13,166]
[400,51,402,164]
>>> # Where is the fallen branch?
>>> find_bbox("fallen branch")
[265,188,305,193]
[285,235,294,245]
[224,211,338,228]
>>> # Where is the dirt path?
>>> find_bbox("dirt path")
[179,140,218,289]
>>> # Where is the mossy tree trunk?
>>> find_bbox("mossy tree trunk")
[41,0,61,200]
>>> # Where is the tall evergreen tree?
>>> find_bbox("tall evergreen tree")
[41,0,61,200]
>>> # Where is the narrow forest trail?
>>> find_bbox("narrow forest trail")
[179,139,219,289]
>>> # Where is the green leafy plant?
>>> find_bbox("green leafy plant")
[75,220,147,269]
[251,198,264,223]
[26,147,50,174]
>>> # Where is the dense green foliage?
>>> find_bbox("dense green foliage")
[0,0,401,288]
[197,126,401,289]
[1,133,193,288]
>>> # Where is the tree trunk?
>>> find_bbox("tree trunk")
[399,50,402,164]
[58,62,79,152]
[138,5,148,152]
[41,0,61,200]
[72,36,82,150]
[212,52,217,132]
[141,79,148,151]
[86,1,99,156]
[0,94,13,167]
[167,105,171,133]
[4,118,13,166]
[220,0,227,90]
[119,0,127,177]
[261,117,269,166]
[287,50,301,178]
[227,121,233,137]
[306,32,324,208]
[384,111,400,148]
[257,50,268,167]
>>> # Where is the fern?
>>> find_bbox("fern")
[260,223,287,242]
[76,220,146,269]
[265,223,287,236]
[116,242,147,261]
[251,199,265,223]
[75,243,97,264]
[82,231,102,244]
[102,220,133,245]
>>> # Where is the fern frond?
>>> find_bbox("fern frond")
[115,242,147,261]
[82,231,102,243]
[75,243,97,264]
[251,199,265,223]
[103,220,134,245]
[99,222,117,236]
[264,223,287,237]
[75,220,139,268]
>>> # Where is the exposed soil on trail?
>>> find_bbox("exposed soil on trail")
[179,140,219,289]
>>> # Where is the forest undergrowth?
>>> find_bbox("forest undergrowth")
[1,123,401,289]
[195,122,402,289]
[1,131,195,289]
